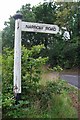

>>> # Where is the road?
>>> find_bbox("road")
[60,74,80,89]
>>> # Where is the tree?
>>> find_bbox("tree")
[53,2,79,68]
[21,2,57,49]
[2,17,15,48]
[2,2,79,69]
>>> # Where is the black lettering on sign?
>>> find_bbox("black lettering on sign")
[25,25,43,30]
[45,26,56,31]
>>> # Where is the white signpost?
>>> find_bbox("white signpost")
[21,22,59,34]
[13,15,22,94]
[13,13,59,98]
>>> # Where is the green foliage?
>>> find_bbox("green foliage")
[0,92,2,109]
[2,2,79,118]
[30,80,77,118]
[3,78,77,118]
[21,45,48,104]
[53,65,63,72]
[2,17,15,48]
[0,60,1,71]
[2,2,79,69]
[2,44,48,117]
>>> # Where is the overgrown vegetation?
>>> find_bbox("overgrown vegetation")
[2,1,79,118]
[2,45,78,118]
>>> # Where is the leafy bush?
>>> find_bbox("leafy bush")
[2,45,77,118]
[2,45,48,117]
[53,65,63,72]
[4,80,77,118]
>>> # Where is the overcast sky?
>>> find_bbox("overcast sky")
[0,0,44,30]
[0,0,78,30]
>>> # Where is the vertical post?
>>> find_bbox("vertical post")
[13,13,22,103]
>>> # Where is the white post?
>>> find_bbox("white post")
[13,13,22,95]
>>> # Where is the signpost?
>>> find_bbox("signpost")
[13,13,59,102]
[21,22,59,34]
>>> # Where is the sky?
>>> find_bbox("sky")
[0,0,44,30]
[0,0,78,30]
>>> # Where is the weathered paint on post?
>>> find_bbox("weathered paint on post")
[13,13,22,94]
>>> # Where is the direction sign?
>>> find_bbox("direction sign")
[13,13,60,95]
[21,22,59,34]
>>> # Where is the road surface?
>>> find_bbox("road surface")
[60,74,80,89]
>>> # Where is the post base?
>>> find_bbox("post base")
[15,93,21,105]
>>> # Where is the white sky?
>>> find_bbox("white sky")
[0,0,77,30]
[0,0,44,30]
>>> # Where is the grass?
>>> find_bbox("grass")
[6,78,78,118]
[25,92,78,118]
[40,72,58,85]
[40,66,59,85]
[3,66,78,118]
[7,91,78,118]
[39,67,78,118]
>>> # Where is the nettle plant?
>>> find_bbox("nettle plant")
[2,45,48,111]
